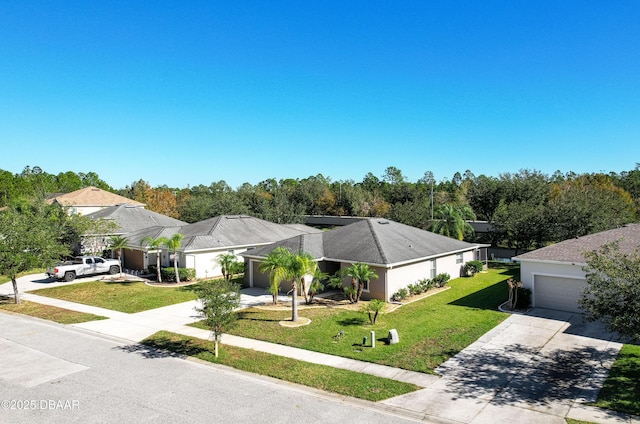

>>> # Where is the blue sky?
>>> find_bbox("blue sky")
[1,1,639,189]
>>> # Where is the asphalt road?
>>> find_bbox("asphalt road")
[0,313,419,424]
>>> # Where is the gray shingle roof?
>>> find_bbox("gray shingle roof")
[86,205,187,235]
[125,215,319,252]
[126,226,184,248]
[160,215,320,252]
[514,224,640,264]
[243,218,483,266]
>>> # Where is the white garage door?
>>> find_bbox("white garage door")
[534,275,588,313]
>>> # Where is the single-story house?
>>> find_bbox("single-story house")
[84,205,188,267]
[47,186,144,216]
[86,204,187,235]
[125,215,322,279]
[513,223,640,313]
[241,218,488,302]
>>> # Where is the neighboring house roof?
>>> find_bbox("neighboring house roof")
[243,218,484,267]
[86,205,187,235]
[514,224,640,264]
[129,215,322,252]
[126,226,184,249]
[47,186,144,207]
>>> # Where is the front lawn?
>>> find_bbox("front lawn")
[194,267,515,373]
[30,280,199,313]
[592,344,640,416]
[142,331,419,401]
[0,269,45,284]
[0,298,107,324]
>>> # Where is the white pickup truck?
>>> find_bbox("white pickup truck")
[46,256,121,282]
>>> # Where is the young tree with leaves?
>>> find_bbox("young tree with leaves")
[579,242,640,341]
[0,201,69,303]
[194,279,241,357]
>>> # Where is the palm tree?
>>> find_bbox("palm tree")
[163,233,184,283]
[307,268,328,304]
[109,235,128,278]
[141,236,167,283]
[286,251,316,322]
[259,247,289,305]
[431,203,475,241]
[259,248,316,321]
[215,252,237,281]
[344,263,379,303]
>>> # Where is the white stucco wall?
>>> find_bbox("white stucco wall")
[519,260,587,291]
[385,249,477,301]
[189,248,250,279]
[70,206,106,216]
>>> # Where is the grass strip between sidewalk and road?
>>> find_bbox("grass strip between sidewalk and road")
[0,298,108,324]
[142,330,420,401]
[29,280,199,313]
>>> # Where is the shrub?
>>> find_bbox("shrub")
[160,267,196,282]
[391,288,409,302]
[463,260,484,276]
[229,261,245,276]
[432,273,450,288]
[407,283,422,296]
[417,278,428,292]
[515,287,531,309]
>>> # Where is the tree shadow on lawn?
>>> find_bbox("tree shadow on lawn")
[435,341,620,413]
[236,310,284,322]
[116,336,210,360]
[336,316,366,326]
[448,282,508,310]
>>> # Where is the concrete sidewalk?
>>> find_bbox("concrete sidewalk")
[2,273,638,424]
[1,274,437,388]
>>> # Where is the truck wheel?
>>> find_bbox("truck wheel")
[64,271,76,282]
[109,265,120,275]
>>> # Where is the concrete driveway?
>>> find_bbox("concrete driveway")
[383,308,627,423]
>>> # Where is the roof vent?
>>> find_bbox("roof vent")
[378,220,389,224]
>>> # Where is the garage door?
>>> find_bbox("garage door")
[534,275,588,313]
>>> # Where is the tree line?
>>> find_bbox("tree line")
[2,164,639,251]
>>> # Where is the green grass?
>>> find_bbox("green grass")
[142,331,419,401]
[30,280,199,313]
[592,344,640,416]
[0,269,46,284]
[0,298,107,324]
[193,267,515,373]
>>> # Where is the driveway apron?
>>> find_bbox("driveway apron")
[382,308,624,423]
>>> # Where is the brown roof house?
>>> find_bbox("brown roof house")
[47,186,144,216]
[514,224,640,313]
[241,218,488,302]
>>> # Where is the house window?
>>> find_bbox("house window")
[456,253,463,264]
[361,279,369,292]
[428,259,436,278]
